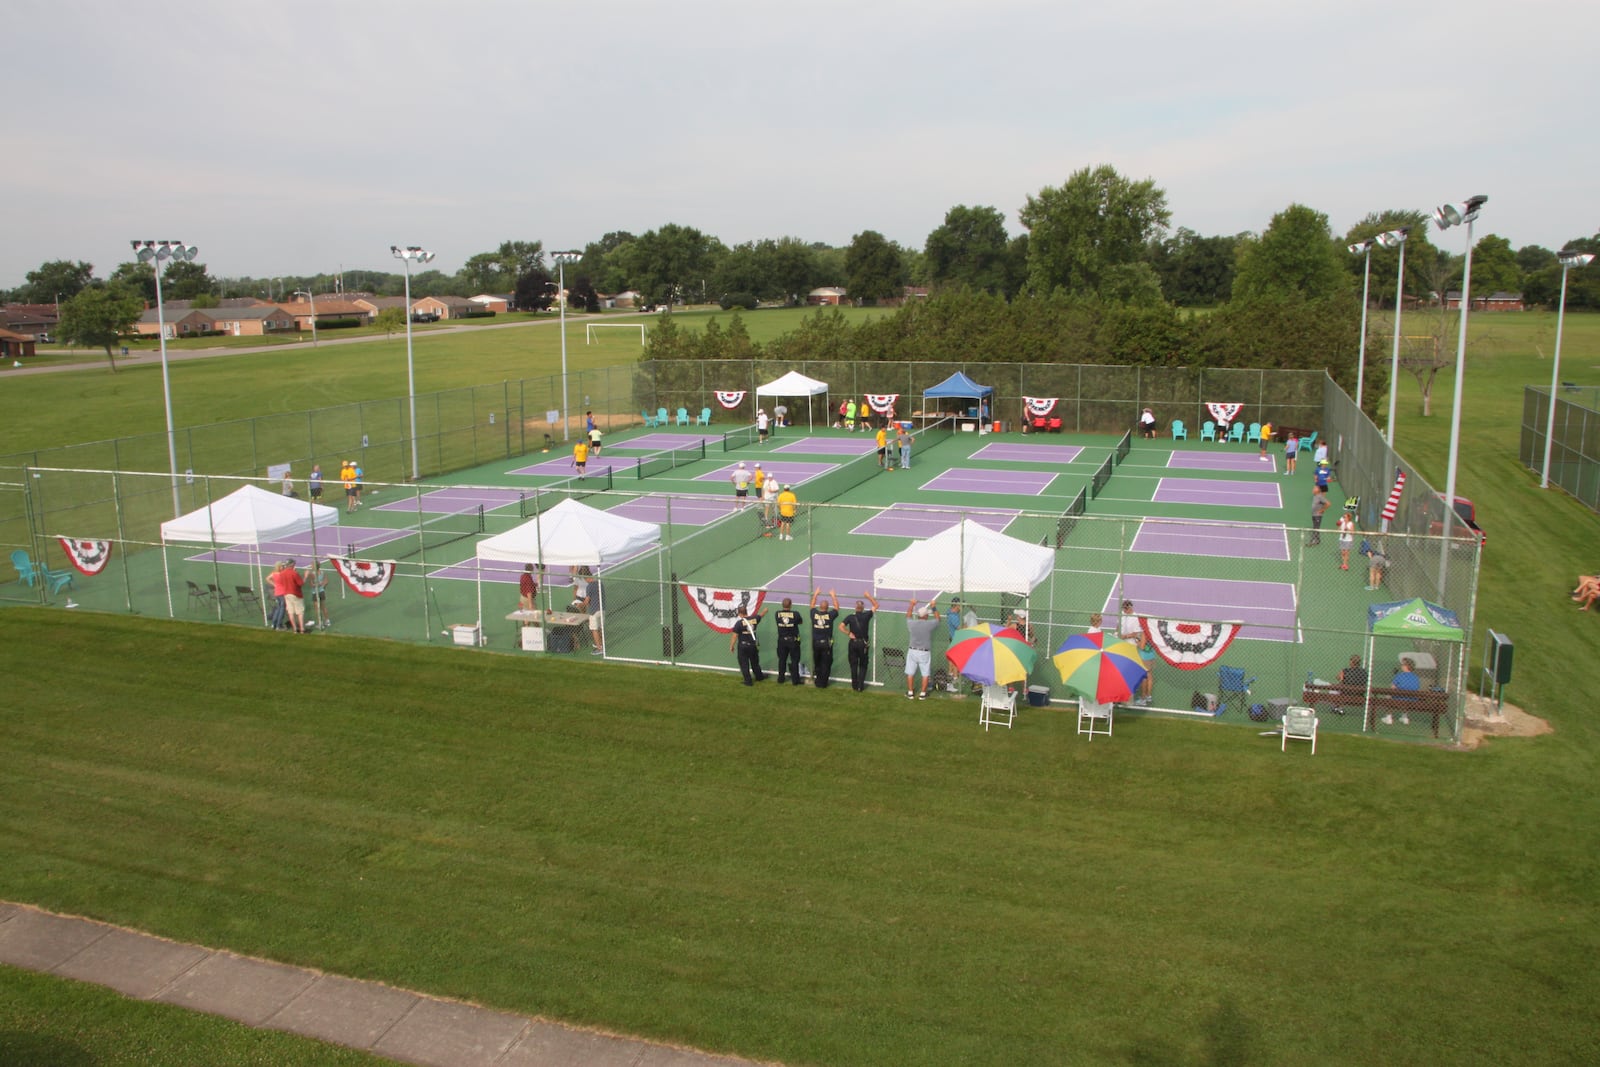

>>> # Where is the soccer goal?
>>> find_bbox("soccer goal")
[586,323,647,346]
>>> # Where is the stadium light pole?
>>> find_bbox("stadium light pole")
[391,245,434,480]
[1348,238,1376,415]
[1432,194,1487,594]
[552,251,582,442]
[132,239,198,519]
[292,289,318,347]
[1541,250,1596,489]
[1374,228,1410,448]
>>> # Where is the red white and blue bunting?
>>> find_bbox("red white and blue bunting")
[331,557,397,598]
[1023,397,1058,418]
[1380,469,1406,522]
[1205,402,1243,424]
[715,391,747,409]
[864,394,898,414]
[1141,618,1241,670]
[682,584,766,633]
[58,537,113,576]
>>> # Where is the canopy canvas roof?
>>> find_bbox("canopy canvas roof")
[872,519,1053,597]
[160,484,339,546]
[1367,597,1464,641]
[476,497,660,568]
[755,370,829,397]
[922,371,994,401]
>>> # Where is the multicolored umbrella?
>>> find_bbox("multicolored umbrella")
[1052,631,1149,703]
[947,623,1037,686]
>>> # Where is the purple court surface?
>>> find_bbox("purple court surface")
[1130,518,1289,562]
[1103,573,1297,643]
[770,436,878,456]
[185,526,418,566]
[692,460,838,485]
[1151,477,1282,509]
[970,442,1084,464]
[764,552,939,614]
[920,467,1058,495]
[1166,452,1278,474]
[609,432,720,452]
[373,487,523,515]
[509,454,631,477]
[607,493,738,527]
[850,503,1020,538]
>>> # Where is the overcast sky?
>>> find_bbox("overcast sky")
[4,0,1595,288]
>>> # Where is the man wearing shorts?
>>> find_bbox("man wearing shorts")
[282,559,306,634]
[574,439,589,478]
[341,461,356,513]
[519,563,538,611]
[757,408,770,443]
[578,566,603,655]
[904,597,940,699]
[308,464,323,501]
[732,461,751,507]
[876,424,889,468]
[776,484,798,541]
[761,471,780,533]
[1119,599,1154,705]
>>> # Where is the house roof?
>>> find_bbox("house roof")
[277,300,371,316]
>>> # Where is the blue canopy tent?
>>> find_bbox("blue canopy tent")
[922,372,994,425]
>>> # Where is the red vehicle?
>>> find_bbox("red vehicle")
[1431,495,1485,545]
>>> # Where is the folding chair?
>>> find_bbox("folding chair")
[1077,697,1113,740]
[186,580,215,612]
[1031,416,1048,433]
[1048,417,1062,433]
[980,685,1016,730]
[235,585,263,613]
[1281,706,1318,753]
[1218,664,1256,717]
[208,584,234,612]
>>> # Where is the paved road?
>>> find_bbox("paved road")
[0,900,767,1067]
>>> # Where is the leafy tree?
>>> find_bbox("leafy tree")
[107,261,158,305]
[495,240,544,285]
[459,252,506,294]
[1232,204,1348,302]
[190,292,219,309]
[56,284,143,372]
[1342,210,1434,309]
[567,276,601,313]
[577,231,637,295]
[159,259,215,301]
[615,224,725,305]
[1516,244,1556,276]
[1149,228,1238,306]
[1019,165,1170,300]
[844,230,906,303]
[374,307,406,336]
[924,204,1016,296]
[21,259,96,304]
[513,268,555,312]
[1465,234,1522,294]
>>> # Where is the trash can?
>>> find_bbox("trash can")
[1027,685,1051,707]
[992,420,1005,434]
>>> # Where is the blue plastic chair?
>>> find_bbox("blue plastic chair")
[696,407,712,426]
[1201,420,1217,442]
[642,409,659,428]
[656,407,669,427]
[11,550,42,587]
[1299,430,1318,454]
[675,407,689,426]
[1246,422,1262,444]
[1170,419,1187,441]
[1227,423,1245,444]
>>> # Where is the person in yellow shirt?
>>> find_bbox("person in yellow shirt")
[1259,421,1273,462]
[776,484,798,541]
[574,439,589,478]
[340,461,356,513]
[876,425,889,468]
[753,463,766,493]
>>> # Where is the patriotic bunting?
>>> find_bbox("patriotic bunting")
[715,391,747,409]
[1023,397,1058,418]
[331,558,397,597]
[864,394,898,414]
[57,537,113,576]
[1141,618,1242,670]
[682,584,766,633]
[1205,402,1243,424]
[1380,470,1406,522]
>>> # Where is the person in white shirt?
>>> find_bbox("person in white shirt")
[731,462,752,508]
[1139,408,1157,438]
[757,408,770,443]
[761,471,781,531]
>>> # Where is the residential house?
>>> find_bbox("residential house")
[411,295,477,320]
[132,307,216,339]
[0,328,38,361]
[277,298,374,329]
[208,306,298,337]
[807,286,847,306]
[469,293,510,313]
[0,303,60,340]
[1443,290,1525,311]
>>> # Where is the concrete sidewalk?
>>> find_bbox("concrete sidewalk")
[0,901,765,1067]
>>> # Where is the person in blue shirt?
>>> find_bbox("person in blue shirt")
[946,598,965,641]
[1314,460,1332,490]
[1384,657,1421,726]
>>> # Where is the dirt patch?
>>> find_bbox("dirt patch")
[1455,691,1552,750]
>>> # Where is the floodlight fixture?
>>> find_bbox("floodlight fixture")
[391,243,435,479]
[1348,239,1375,255]
[1542,250,1596,488]
[1436,194,1488,593]
[1375,227,1410,249]
[1433,195,1487,230]
[130,238,199,520]
[293,289,318,347]
[1349,239,1378,410]
[1375,227,1412,451]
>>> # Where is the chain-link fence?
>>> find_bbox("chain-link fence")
[1521,385,1600,513]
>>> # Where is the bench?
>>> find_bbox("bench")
[1301,682,1450,737]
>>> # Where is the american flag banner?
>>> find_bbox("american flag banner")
[1023,397,1058,418]
[1380,470,1407,523]
[1205,402,1243,424]
[331,558,397,597]
[682,585,767,633]
[715,391,747,409]
[58,538,113,576]
[864,394,898,414]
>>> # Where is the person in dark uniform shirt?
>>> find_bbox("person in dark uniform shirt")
[809,588,840,689]
[729,603,767,685]
[773,597,804,686]
[841,591,880,692]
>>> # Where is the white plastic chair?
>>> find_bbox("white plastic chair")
[1077,697,1113,740]
[1281,705,1318,754]
[979,685,1016,731]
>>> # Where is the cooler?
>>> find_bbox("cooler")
[1027,685,1051,707]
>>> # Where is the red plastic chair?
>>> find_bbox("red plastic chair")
[1048,417,1062,433]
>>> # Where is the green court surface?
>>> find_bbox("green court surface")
[50,418,1466,741]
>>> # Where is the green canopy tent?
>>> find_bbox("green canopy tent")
[1363,598,1466,739]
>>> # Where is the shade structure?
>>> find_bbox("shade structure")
[475,497,660,569]
[947,623,1036,686]
[873,519,1052,597]
[160,484,339,546]
[1052,631,1148,703]
[755,370,830,430]
[1366,597,1464,640]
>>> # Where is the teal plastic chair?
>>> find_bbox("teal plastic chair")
[1227,422,1245,444]
[656,407,669,427]
[675,407,689,426]
[642,409,659,428]
[1246,422,1262,444]
[11,550,42,587]
[696,407,712,426]
[1201,420,1217,441]
[1170,419,1187,441]
[1299,430,1318,453]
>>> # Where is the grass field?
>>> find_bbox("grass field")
[2,310,1599,1064]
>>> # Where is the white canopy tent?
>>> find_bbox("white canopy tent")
[873,519,1053,599]
[473,497,662,629]
[755,370,830,430]
[159,484,340,621]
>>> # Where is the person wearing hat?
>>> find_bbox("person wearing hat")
[1314,459,1332,491]
[1139,407,1157,439]
[905,597,941,699]
[1337,503,1358,570]
[776,483,798,540]
[760,468,781,532]
[1308,484,1330,545]
[1006,608,1034,646]
[728,601,768,686]
[756,407,770,443]
[731,461,752,507]
[341,460,356,513]
[752,462,765,494]
[281,558,307,634]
